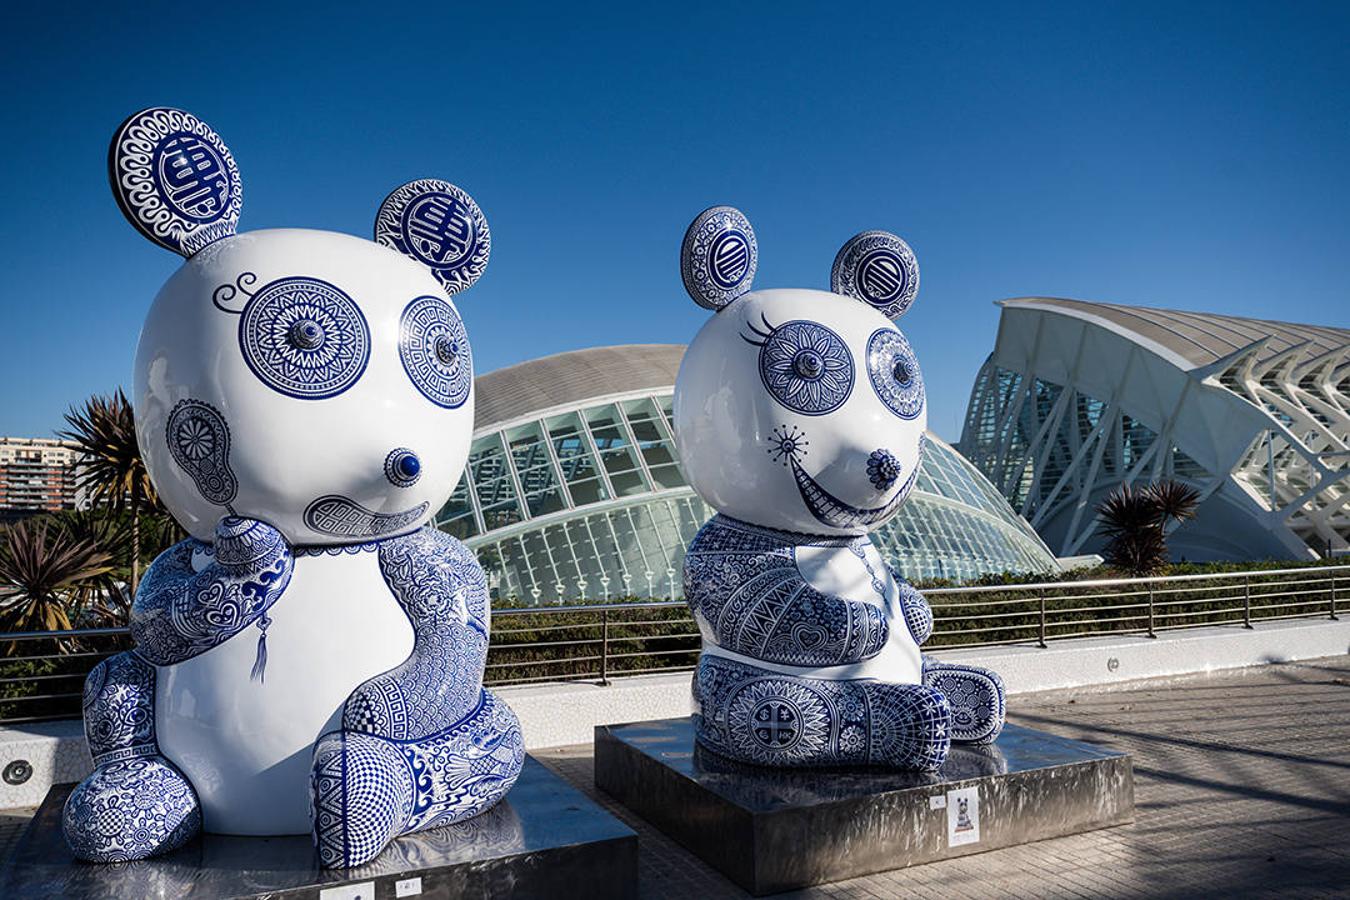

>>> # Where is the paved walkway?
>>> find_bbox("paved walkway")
[3,658,1347,897]
[536,656,1350,899]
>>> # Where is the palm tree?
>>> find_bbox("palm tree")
[0,519,113,633]
[60,390,160,592]
[43,509,134,625]
[1096,479,1201,576]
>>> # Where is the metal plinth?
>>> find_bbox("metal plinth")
[1,756,637,900]
[595,718,1133,895]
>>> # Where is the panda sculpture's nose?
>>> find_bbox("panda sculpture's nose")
[866,449,901,490]
[384,448,422,487]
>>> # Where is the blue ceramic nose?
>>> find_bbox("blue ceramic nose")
[385,448,422,487]
[866,449,901,490]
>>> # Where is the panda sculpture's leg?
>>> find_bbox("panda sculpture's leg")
[310,528,524,868]
[693,654,951,771]
[62,652,202,861]
[922,658,1006,745]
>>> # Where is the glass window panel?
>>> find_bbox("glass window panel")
[546,412,611,509]
[585,404,649,494]
[434,471,478,540]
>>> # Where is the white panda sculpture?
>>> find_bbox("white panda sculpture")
[673,206,1006,770]
[62,107,523,868]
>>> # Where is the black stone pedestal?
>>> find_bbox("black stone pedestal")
[595,718,1133,896]
[1,756,637,900]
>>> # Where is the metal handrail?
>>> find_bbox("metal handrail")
[3,563,1346,725]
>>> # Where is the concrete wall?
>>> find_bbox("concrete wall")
[3,618,1346,810]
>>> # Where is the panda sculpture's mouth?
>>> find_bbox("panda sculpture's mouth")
[303,495,429,540]
[789,455,917,530]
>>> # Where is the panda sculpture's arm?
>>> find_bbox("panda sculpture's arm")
[888,567,934,646]
[683,515,889,667]
[130,517,293,666]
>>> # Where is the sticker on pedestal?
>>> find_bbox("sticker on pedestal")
[946,786,980,846]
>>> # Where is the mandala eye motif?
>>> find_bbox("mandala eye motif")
[237,277,370,399]
[399,296,472,409]
[745,317,854,416]
[867,328,924,419]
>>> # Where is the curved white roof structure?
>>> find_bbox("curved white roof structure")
[435,344,1059,604]
[961,298,1350,561]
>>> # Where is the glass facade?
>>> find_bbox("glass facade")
[436,380,1059,605]
[961,359,1215,555]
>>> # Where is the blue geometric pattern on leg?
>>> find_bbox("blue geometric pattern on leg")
[311,729,415,869]
[315,526,521,868]
[895,578,933,645]
[684,516,888,666]
[62,652,201,861]
[344,528,489,739]
[693,655,950,771]
[131,517,292,666]
[923,657,1006,745]
[311,689,524,868]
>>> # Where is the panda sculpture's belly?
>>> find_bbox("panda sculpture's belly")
[155,546,414,835]
[788,542,923,684]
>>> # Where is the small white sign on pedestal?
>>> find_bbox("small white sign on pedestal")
[946,786,980,847]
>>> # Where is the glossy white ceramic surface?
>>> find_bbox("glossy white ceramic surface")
[156,548,413,835]
[673,288,927,537]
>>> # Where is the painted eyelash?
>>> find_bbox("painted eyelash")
[740,313,778,348]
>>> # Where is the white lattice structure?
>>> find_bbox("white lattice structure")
[960,298,1350,561]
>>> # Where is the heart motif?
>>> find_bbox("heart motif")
[791,623,829,650]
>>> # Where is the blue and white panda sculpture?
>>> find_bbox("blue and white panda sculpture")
[62,107,523,868]
[674,207,1006,770]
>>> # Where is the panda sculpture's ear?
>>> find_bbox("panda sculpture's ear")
[108,107,243,256]
[681,205,758,310]
[830,231,920,319]
[375,179,491,295]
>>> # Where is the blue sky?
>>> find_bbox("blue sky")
[2,2,1347,441]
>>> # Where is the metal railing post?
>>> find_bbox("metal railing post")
[1332,574,1339,622]
[1147,585,1156,638]
[600,608,610,685]
[1243,575,1252,629]
[1037,593,1047,648]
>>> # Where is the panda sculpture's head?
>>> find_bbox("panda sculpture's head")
[114,107,487,545]
[673,207,926,538]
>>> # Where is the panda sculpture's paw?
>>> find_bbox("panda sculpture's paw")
[62,757,201,862]
[63,651,202,861]
[923,659,1007,745]
[311,689,525,868]
[693,655,951,771]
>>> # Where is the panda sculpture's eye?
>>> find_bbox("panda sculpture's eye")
[237,276,370,400]
[399,296,473,409]
[743,315,854,416]
[867,328,924,419]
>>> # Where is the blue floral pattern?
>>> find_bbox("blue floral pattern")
[166,399,238,509]
[311,528,521,869]
[130,518,292,666]
[749,319,855,416]
[62,653,201,861]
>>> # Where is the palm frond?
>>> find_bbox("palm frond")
[0,519,113,633]
[59,389,159,513]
